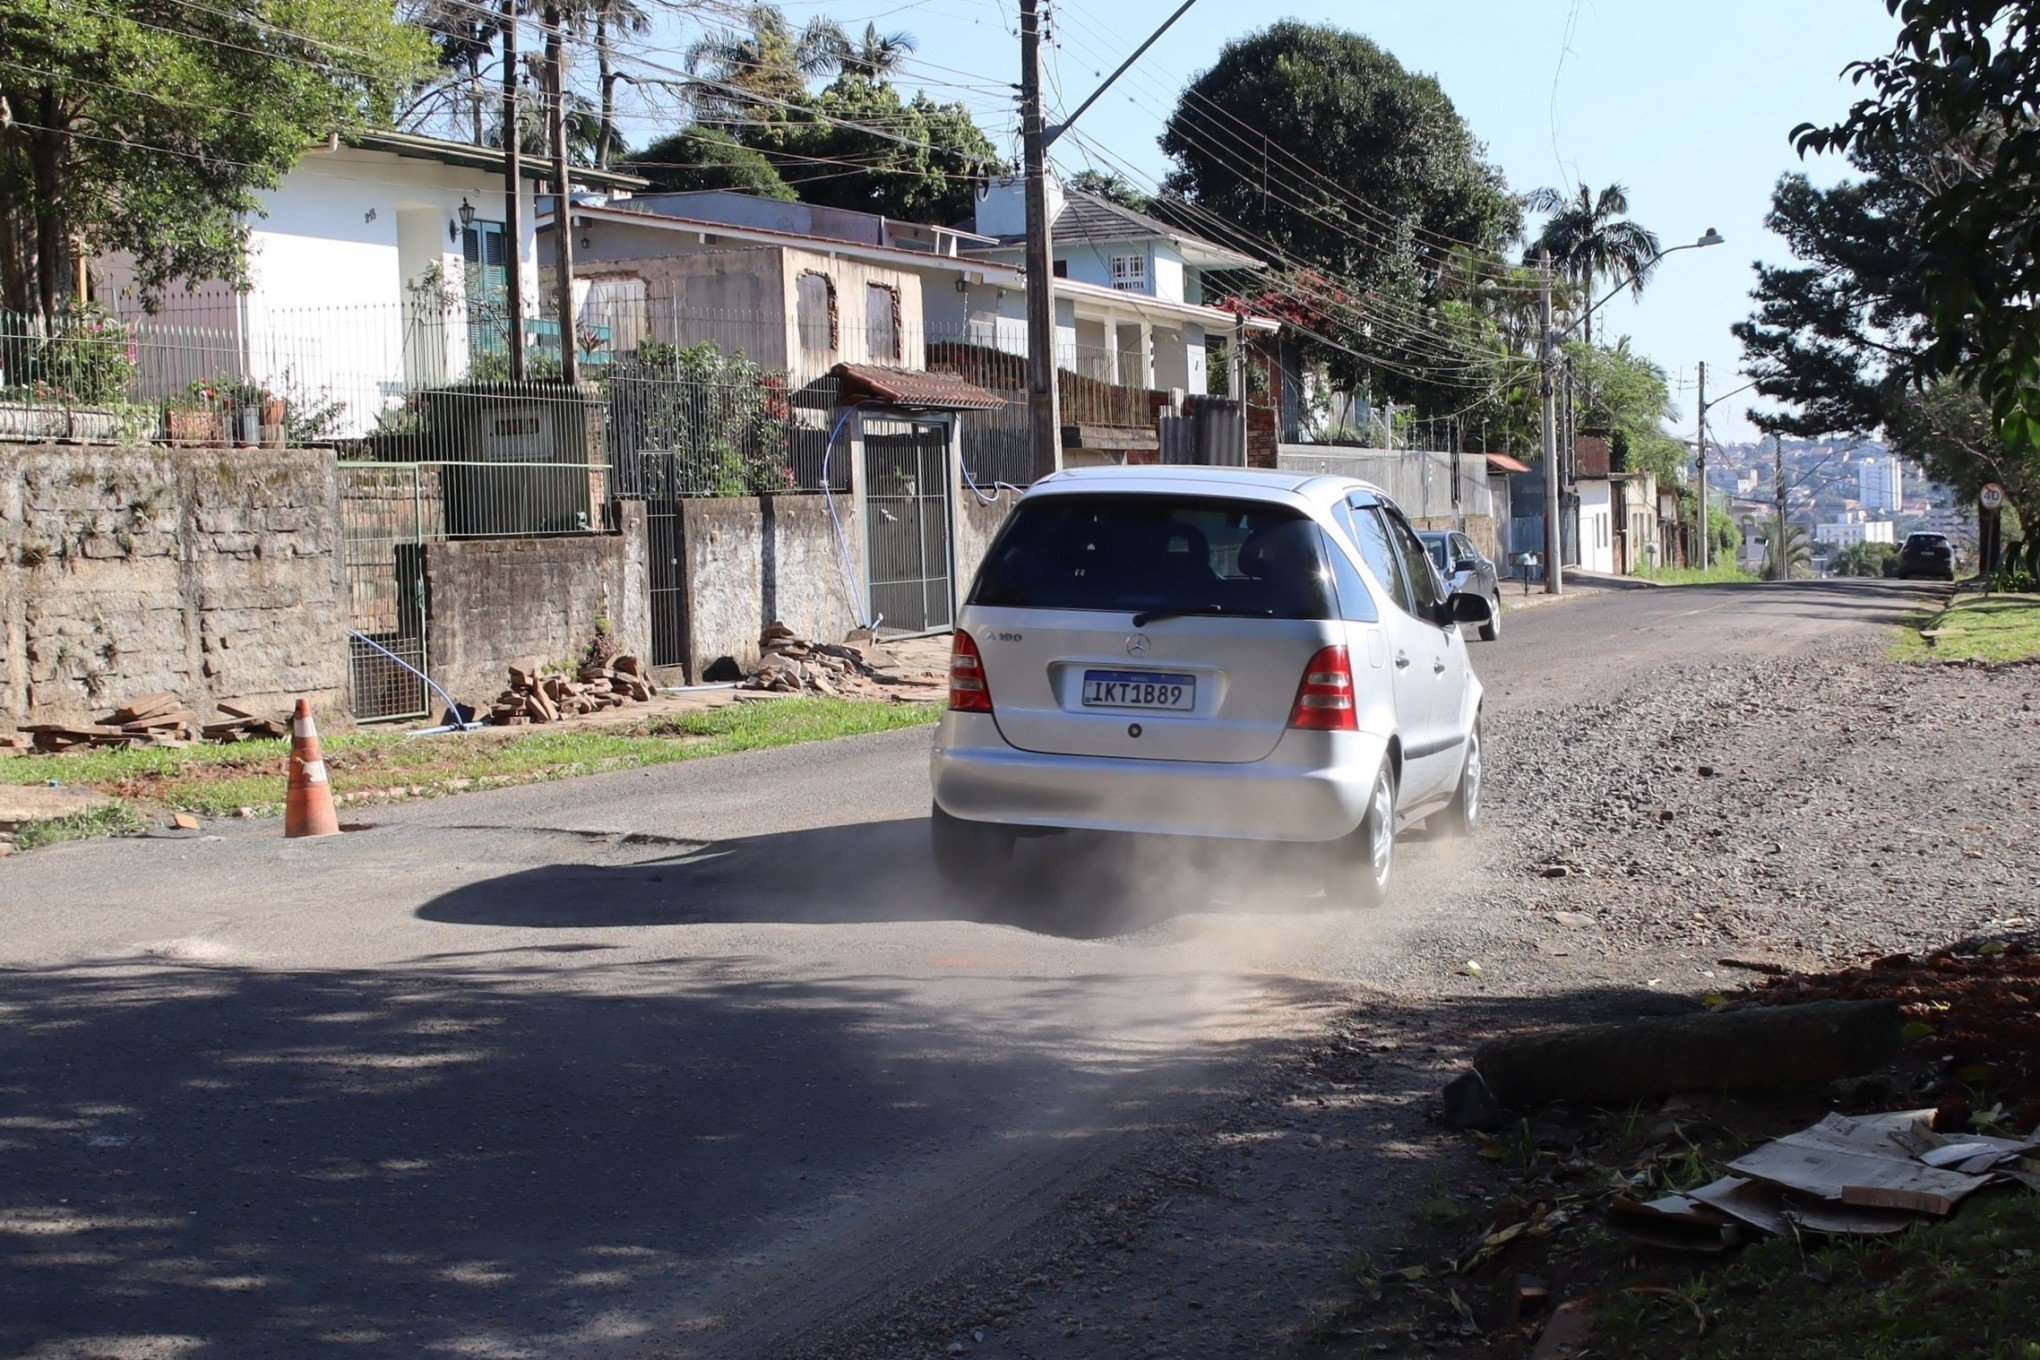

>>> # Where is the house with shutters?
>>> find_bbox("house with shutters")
[86,131,642,437]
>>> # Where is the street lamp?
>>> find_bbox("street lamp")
[1692,371,1757,571]
[1538,229,1724,594]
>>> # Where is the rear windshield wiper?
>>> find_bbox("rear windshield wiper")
[1129,605,1275,627]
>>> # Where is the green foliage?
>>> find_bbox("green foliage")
[629,127,796,199]
[1762,520,1813,580]
[1066,169,1152,213]
[4,306,137,404]
[1707,504,1739,561]
[1161,22,1520,410]
[610,340,795,496]
[1565,339,1684,486]
[743,75,1003,223]
[0,0,435,314]
[1793,2,2040,451]
[1831,539,1899,577]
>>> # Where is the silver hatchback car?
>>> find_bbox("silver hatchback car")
[930,466,1489,906]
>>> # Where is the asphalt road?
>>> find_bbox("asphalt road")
[0,579,1931,1359]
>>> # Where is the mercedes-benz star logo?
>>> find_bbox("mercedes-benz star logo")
[1126,633,1150,657]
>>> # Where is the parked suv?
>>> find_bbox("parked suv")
[1419,530,1501,640]
[930,467,1488,907]
[1892,531,1956,581]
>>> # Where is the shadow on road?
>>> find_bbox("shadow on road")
[0,944,1682,1360]
[413,815,1351,941]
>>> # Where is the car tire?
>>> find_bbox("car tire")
[930,802,1013,885]
[1438,718,1483,837]
[1478,596,1501,643]
[1328,762,1397,909]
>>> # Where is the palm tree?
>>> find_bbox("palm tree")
[837,22,917,81]
[683,4,846,121]
[1763,520,1812,580]
[1526,183,1661,348]
[585,0,650,168]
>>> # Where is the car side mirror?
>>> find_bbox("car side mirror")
[1454,557,1478,574]
[1447,591,1491,626]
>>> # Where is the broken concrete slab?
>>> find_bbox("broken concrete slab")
[0,784,116,834]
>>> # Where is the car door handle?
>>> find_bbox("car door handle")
[1433,658,1447,674]
[1394,650,1410,670]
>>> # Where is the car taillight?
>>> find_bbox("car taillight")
[1288,645,1357,731]
[949,629,993,713]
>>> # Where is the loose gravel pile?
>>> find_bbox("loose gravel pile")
[1474,644,2040,966]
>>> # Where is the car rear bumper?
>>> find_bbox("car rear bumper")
[930,713,1389,843]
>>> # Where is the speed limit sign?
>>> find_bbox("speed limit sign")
[1981,482,2006,510]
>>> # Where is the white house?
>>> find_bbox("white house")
[936,173,1278,449]
[91,131,641,436]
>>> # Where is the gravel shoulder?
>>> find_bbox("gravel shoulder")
[826,623,2040,1360]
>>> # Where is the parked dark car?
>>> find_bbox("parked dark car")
[1420,530,1501,641]
[1891,531,1955,581]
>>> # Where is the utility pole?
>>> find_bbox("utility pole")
[1694,360,1708,571]
[544,3,578,387]
[1018,0,1060,478]
[1773,432,1787,581]
[1539,249,1562,595]
[500,0,525,381]
[1231,310,1248,466]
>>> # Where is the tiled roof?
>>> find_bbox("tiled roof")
[1485,453,1533,474]
[831,364,1010,411]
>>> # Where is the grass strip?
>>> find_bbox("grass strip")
[1893,590,2040,665]
[1,698,937,834]
[1636,563,1762,586]
[1602,1190,2040,1360]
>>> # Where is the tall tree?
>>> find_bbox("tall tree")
[587,0,650,169]
[0,0,435,317]
[1065,168,1151,213]
[682,4,844,123]
[749,75,1001,223]
[836,22,916,82]
[401,0,500,144]
[1526,182,1660,347]
[1734,136,2040,574]
[1793,0,2040,447]
[1159,22,1520,409]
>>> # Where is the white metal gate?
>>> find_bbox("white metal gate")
[860,416,953,636]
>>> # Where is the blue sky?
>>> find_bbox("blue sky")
[617,0,1903,442]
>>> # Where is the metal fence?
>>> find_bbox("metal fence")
[1276,445,1495,521]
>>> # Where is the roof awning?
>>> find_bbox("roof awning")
[832,364,1008,411]
[1485,453,1533,474]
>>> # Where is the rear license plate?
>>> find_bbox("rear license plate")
[1081,670,1195,711]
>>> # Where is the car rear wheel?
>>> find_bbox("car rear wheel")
[1478,596,1501,642]
[930,803,1014,885]
[1438,718,1483,837]
[1328,763,1397,909]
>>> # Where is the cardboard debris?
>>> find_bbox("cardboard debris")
[1724,1111,1995,1215]
[1686,1174,1921,1237]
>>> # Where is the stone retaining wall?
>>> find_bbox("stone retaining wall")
[0,445,348,725]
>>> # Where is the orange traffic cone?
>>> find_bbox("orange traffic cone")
[284,699,341,839]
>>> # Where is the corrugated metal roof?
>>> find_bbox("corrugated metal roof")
[831,364,1009,410]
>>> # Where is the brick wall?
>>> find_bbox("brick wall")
[0,445,347,725]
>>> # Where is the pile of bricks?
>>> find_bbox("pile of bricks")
[18,691,204,751]
[8,692,296,754]
[490,656,656,725]
[740,624,883,697]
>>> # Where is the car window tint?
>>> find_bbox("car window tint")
[1383,508,1445,614]
[1342,503,1409,611]
[972,494,1335,619]
[1425,537,1449,571]
[1321,527,1380,623]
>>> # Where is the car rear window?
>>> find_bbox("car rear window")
[1423,537,1449,571]
[971,494,1336,620]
